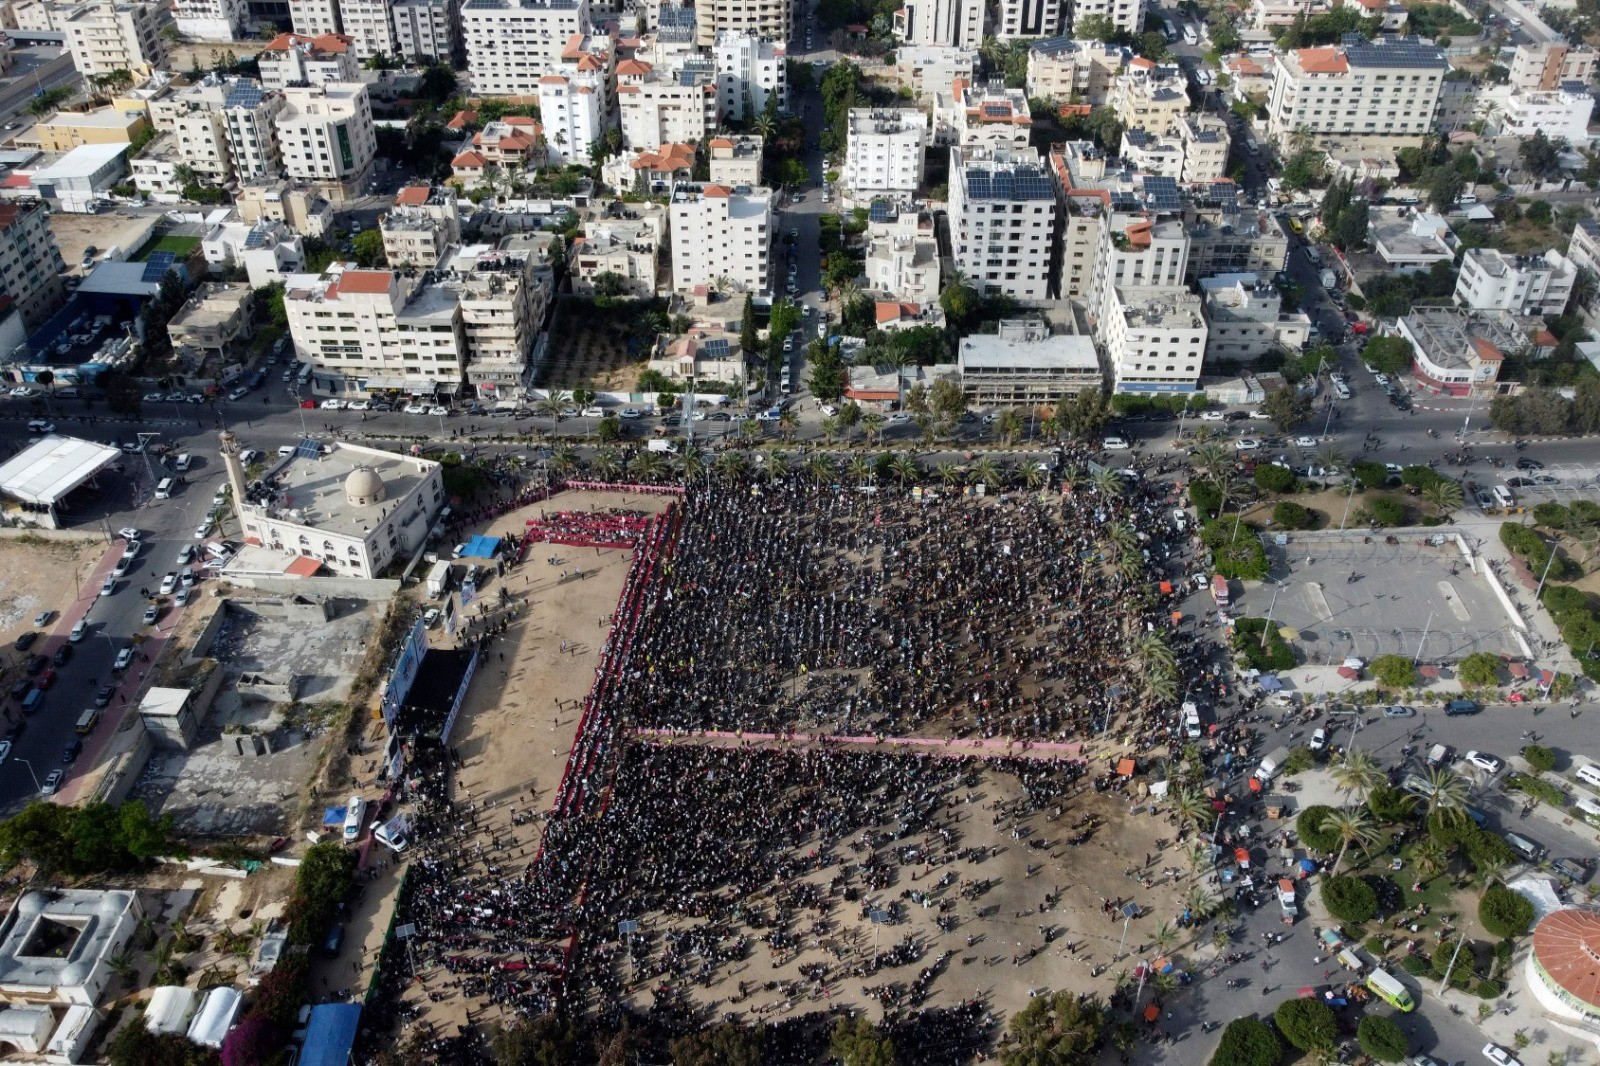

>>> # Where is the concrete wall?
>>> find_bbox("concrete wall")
[0,527,104,544]
[217,576,401,598]
[90,716,154,807]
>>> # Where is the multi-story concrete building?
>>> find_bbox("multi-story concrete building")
[1508,40,1598,93]
[1250,0,1327,27]
[709,134,762,185]
[1453,247,1576,317]
[462,0,589,97]
[935,79,1031,150]
[892,0,982,49]
[285,264,465,392]
[222,81,289,181]
[693,0,790,49]
[864,202,940,306]
[617,56,717,151]
[994,0,1062,40]
[1097,285,1206,393]
[34,107,147,151]
[450,243,550,401]
[1118,127,1182,177]
[337,0,399,63]
[668,182,773,296]
[65,0,169,78]
[1396,305,1519,396]
[238,179,336,236]
[1109,57,1188,136]
[258,32,360,89]
[1174,113,1229,181]
[569,206,664,296]
[1183,190,1289,283]
[1066,0,1143,39]
[1267,37,1446,145]
[391,0,456,62]
[538,68,608,164]
[143,76,287,186]
[957,318,1100,405]
[289,0,342,40]
[1501,84,1594,142]
[200,218,305,286]
[1567,217,1600,279]
[896,45,978,101]
[450,115,543,183]
[0,201,65,330]
[1089,211,1188,317]
[1026,36,1126,104]
[845,108,929,196]
[174,0,245,40]
[949,145,1057,303]
[601,141,695,194]
[380,183,461,267]
[713,30,785,121]
[1200,272,1287,363]
[276,81,376,201]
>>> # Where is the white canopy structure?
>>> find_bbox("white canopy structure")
[143,986,196,1035]
[0,435,121,510]
[186,987,241,1048]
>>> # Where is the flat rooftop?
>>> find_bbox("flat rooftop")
[0,888,137,993]
[958,332,1099,371]
[1401,307,1522,372]
[241,441,438,539]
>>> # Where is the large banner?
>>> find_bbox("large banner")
[380,618,429,729]
[439,643,481,746]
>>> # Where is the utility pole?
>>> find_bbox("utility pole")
[1533,546,1558,604]
[1437,931,1469,996]
[1413,610,1435,665]
[1261,583,1283,649]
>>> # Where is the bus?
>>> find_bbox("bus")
[1182,24,1198,44]
[1162,17,1178,40]
[1365,968,1415,1012]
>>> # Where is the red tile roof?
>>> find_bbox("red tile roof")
[446,110,478,130]
[1533,909,1600,1009]
[875,301,919,323]
[1471,336,1504,362]
[452,150,486,167]
[394,185,431,206]
[333,270,394,296]
[285,555,323,577]
[1297,47,1350,74]
[701,185,731,197]
[617,59,653,76]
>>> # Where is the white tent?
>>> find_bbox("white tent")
[143,986,196,1035]
[186,987,241,1048]
[0,435,121,507]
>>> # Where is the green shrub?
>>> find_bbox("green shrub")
[1297,805,1341,853]
[1367,785,1418,824]
[1357,1014,1409,1062]
[1400,465,1441,490]
[1369,498,1406,526]
[1364,935,1388,956]
[1463,828,1516,872]
[1543,585,1592,616]
[1479,885,1535,937]
[1256,464,1296,493]
[1532,502,1571,529]
[1209,1018,1281,1066]
[1273,999,1337,1052]
[1201,518,1271,581]
[1370,654,1417,689]
[1475,978,1503,998]
[1457,651,1503,688]
[1232,617,1297,672]
[1272,501,1314,529]
[1401,953,1431,976]
[1352,460,1388,489]
[1522,744,1556,772]
[1282,746,1317,776]
[1505,771,1563,808]
[1322,875,1378,924]
[1500,523,1573,579]
[1190,479,1222,517]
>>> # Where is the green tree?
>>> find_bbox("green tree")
[1356,1014,1409,1062]
[1073,12,1117,39]
[1321,874,1378,923]
[739,294,758,354]
[1274,999,1337,1052]
[1255,463,1295,493]
[1326,807,1378,872]
[1333,748,1387,801]
[1362,336,1415,375]
[1002,990,1106,1066]
[1479,884,1535,937]
[351,229,386,267]
[1263,385,1311,432]
[489,1013,579,1066]
[830,1016,897,1066]
[1522,744,1556,773]
[1458,651,1502,688]
[1297,806,1343,853]
[1208,1018,1280,1066]
[1371,654,1417,690]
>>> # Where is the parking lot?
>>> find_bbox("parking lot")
[1234,532,1523,664]
[1481,460,1600,509]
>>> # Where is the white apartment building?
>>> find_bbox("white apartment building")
[0,201,65,330]
[1026,36,1126,104]
[896,45,978,101]
[1118,128,1182,177]
[714,30,785,121]
[65,0,169,78]
[1067,0,1143,38]
[289,0,342,39]
[450,244,550,400]
[845,108,929,195]
[935,80,1031,150]
[949,145,1058,304]
[285,265,463,392]
[258,32,361,89]
[1199,272,1285,363]
[1250,0,1327,28]
[617,57,717,151]
[146,76,287,185]
[276,81,376,200]
[709,134,763,185]
[668,182,773,296]
[538,69,608,164]
[1267,37,1446,145]
[391,0,456,62]
[1174,112,1229,181]
[1098,285,1206,393]
[864,204,940,306]
[173,0,245,40]
[693,0,791,48]
[1109,58,1188,136]
[223,83,289,181]
[1568,217,1600,278]
[335,0,399,63]
[1453,247,1576,317]
[200,218,305,286]
[462,0,589,97]
[569,208,664,297]
[893,0,983,49]
[1088,212,1188,316]
[957,319,1101,406]
[1501,84,1594,143]
[994,0,1062,39]
[380,183,461,267]
[1508,41,1598,93]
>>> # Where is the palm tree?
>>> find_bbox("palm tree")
[1325,808,1378,873]
[1192,444,1235,481]
[1091,467,1122,497]
[777,410,799,442]
[591,447,623,481]
[629,450,667,482]
[996,409,1023,445]
[1412,838,1450,880]
[1476,854,1509,893]
[738,418,761,444]
[1185,885,1214,921]
[969,456,1001,489]
[759,449,789,479]
[679,444,707,482]
[1170,786,1214,835]
[106,949,137,985]
[1211,927,1234,952]
[714,450,749,481]
[1314,445,1345,473]
[1424,767,1471,822]
[1152,922,1178,954]
[804,453,835,483]
[820,415,840,445]
[1021,463,1046,490]
[860,412,886,446]
[889,453,920,485]
[535,396,562,420]
[935,461,962,486]
[1059,463,1085,492]
[1152,970,1179,996]
[847,454,874,485]
[1145,670,1178,705]
[1137,631,1175,673]
[1107,521,1141,559]
[548,447,579,478]
[1332,748,1386,802]
[1039,414,1062,441]
[752,112,776,139]
[1422,478,1465,519]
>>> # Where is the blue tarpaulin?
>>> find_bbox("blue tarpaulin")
[1259,675,1285,692]
[301,1003,362,1066]
[461,535,501,559]
[323,806,346,826]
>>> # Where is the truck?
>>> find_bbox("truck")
[1320,268,1338,290]
[647,438,678,453]
[1255,745,1291,783]
[425,560,453,599]
[1276,878,1299,921]
[1210,574,1230,607]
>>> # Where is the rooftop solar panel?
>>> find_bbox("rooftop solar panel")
[965,164,1053,201]
[141,252,176,284]
[868,199,895,223]
[225,84,264,110]
[294,438,322,460]
[1141,175,1182,213]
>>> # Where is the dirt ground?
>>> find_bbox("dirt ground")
[0,534,108,674]
[47,213,161,275]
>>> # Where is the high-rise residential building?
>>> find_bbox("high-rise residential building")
[65,0,170,78]
[893,0,982,49]
[668,182,773,296]
[1067,0,1143,38]
[335,0,398,63]
[1508,40,1598,93]
[451,244,551,401]
[713,30,785,121]
[568,207,664,297]
[538,69,607,164]
[285,264,466,393]
[173,0,246,40]
[693,0,790,49]
[289,0,342,38]
[258,32,361,89]
[1088,210,1189,316]
[0,201,65,331]
[1172,112,1230,181]
[617,56,716,151]
[275,81,376,200]
[1501,84,1595,142]
[1109,57,1189,136]
[223,82,289,181]
[934,79,1031,150]
[708,134,762,184]
[1026,36,1126,103]
[1267,36,1446,145]
[896,45,978,101]
[380,183,461,267]
[844,108,928,196]
[1097,285,1206,393]
[948,145,1057,304]
[462,0,589,97]
[864,202,941,306]
[391,0,456,61]
[1453,247,1577,317]
[1199,273,1288,363]
[994,0,1062,40]
[145,75,287,185]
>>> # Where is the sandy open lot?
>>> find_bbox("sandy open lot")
[0,533,108,672]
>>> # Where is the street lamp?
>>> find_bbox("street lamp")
[12,757,40,793]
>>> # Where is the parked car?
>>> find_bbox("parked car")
[40,769,62,795]
[1465,750,1503,774]
[113,647,133,671]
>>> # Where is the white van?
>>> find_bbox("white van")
[343,796,366,842]
[1492,485,1515,509]
[1332,380,1352,401]
[155,478,175,499]
[1102,436,1131,451]
[1576,763,1600,790]
[173,453,193,473]
[1575,796,1600,826]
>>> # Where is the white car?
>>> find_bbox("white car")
[40,769,62,795]
[320,399,344,410]
[158,572,178,595]
[117,527,141,541]
[174,586,192,607]
[404,403,428,415]
[346,399,371,411]
[1465,751,1504,775]
[8,385,35,398]
[175,545,195,566]
[1483,1045,1522,1066]
[122,540,141,560]
[194,516,215,539]
[1181,703,1202,738]
[817,323,828,338]
[1236,438,1262,451]
[113,647,133,671]
[580,406,605,417]
[427,405,450,417]
[1294,436,1318,448]
[620,408,642,420]
[1198,411,1225,422]
[820,404,838,416]
[1309,728,1327,751]
[142,392,165,402]
[99,577,116,598]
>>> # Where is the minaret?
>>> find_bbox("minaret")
[218,432,249,525]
